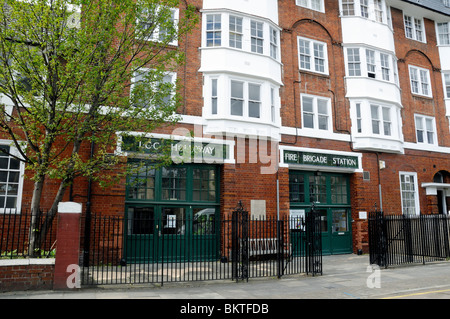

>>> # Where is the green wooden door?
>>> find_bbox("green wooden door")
[124,163,220,263]
[289,171,352,255]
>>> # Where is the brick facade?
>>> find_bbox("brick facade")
[2,0,450,275]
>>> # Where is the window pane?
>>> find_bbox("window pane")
[302,96,313,112]
[231,81,243,116]
[193,208,216,235]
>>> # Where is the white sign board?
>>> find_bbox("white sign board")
[290,209,305,230]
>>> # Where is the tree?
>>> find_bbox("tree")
[0,0,198,256]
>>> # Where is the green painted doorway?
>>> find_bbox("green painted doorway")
[289,171,352,255]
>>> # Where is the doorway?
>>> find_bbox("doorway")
[289,171,353,255]
[124,162,220,263]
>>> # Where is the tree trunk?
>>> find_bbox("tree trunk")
[28,176,45,258]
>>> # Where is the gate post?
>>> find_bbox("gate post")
[231,201,249,282]
[53,202,82,290]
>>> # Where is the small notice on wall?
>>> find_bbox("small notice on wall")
[290,209,305,230]
[166,215,177,228]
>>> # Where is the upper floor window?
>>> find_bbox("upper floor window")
[437,22,450,45]
[443,73,450,98]
[404,15,425,42]
[131,69,177,109]
[415,115,437,145]
[138,7,179,46]
[270,27,278,59]
[301,94,332,131]
[444,0,450,7]
[205,75,280,124]
[370,104,391,136]
[409,65,432,97]
[229,16,243,49]
[296,0,325,12]
[298,37,329,75]
[231,80,261,118]
[203,12,280,60]
[251,20,264,54]
[341,0,386,23]
[206,14,222,47]
[346,47,397,83]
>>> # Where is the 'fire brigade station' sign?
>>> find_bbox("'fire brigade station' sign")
[283,150,359,169]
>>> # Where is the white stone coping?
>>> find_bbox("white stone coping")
[0,258,55,267]
[58,202,82,214]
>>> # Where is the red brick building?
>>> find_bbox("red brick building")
[3,0,450,256]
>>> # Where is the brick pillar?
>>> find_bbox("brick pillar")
[53,202,82,290]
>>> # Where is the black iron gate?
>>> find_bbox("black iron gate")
[369,211,450,268]
[81,202,322,286]
[230,201,322,281]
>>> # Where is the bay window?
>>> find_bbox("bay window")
[346,47,397,84]
[205,76,280,124]
[340,0,386,23]
[203,12,280,61]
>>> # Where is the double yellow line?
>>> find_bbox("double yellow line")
[383,289,450,299]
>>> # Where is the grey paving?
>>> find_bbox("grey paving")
[2,254,450,299]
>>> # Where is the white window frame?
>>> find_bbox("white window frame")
[340,0,386,24]
[206,14,222,47]
[404,14,426,43]
[399,172,420,216]
[370,103,392,136]
[297,36,329,75]
[346,47,396,83]
[414,114,437,145]
[437,22,450,45]
[269,27,278,60]
[0,141,25,214]
[295,0,325,13]
[251,20,264,54]
[443,72,450,98]
[230,79,263,119]
[409,65,432,97]
[137,7,179,46]
[301,94,332,132]
[211,78,218,115]
[131,68,177,109]
[229,15,243,49]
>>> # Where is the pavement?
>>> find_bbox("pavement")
[2,254,450,301]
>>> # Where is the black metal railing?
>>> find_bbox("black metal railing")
[369,211,450,268]
[81,211,322,286]
[0,210,57,259]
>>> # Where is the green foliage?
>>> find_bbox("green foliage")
[0,0,198,200]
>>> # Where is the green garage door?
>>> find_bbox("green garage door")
[124,162,220,263]
[289,171,352,255]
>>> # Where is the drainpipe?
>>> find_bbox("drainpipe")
[276,171,280,220]
[376,152,383,212]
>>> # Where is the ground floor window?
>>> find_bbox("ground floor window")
[399,172,419,216]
